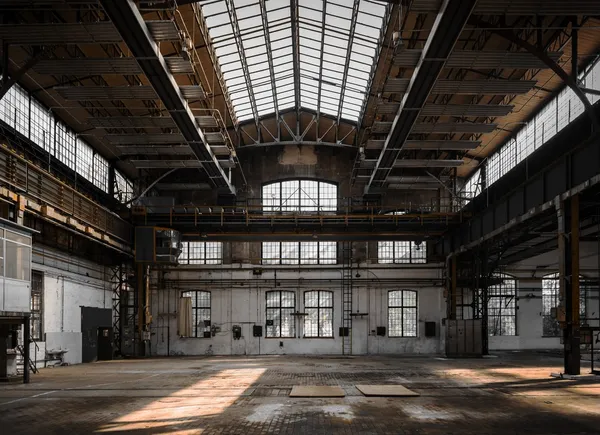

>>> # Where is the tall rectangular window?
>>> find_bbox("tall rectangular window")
[179,242,223,265]
[262,241,336,265]
[266,290,295,338]
[182,291,211,338]
[115,170,134,204]
[92,153,109,192]
[542,274,560,337]
[76,138,94,181]
[487,274,517,336]
[304,290,333,338]
[388,290,417,337]
[14,84,30,138]
[378,241,426,264]
[55,122,76,171]
[31,270,43,341]
[30,98,53,153]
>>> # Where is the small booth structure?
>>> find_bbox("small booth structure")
[0,219,34,383]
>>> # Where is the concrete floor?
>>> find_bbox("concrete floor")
[0,353,599,434]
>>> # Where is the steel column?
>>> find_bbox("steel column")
[563,195,581,374]
[23,315,30,384]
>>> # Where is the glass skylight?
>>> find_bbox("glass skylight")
[200,0,390,123]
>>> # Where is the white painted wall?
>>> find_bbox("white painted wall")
[149,265,446,356]
[31,245,112,365]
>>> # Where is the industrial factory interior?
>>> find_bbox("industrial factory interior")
[0,0,599,433]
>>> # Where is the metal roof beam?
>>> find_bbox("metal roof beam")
[404,140,481,150]
[393,160,464,168]
[99,0,235,193]
[116,146,194,156]
[365,0,477,193]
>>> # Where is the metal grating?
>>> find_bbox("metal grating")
[393,159,463,168]
[165,57,194,74]
[155,183,212,190]
[388,183,440,190]
[366,139,385,149]
[375,103,400,115]
[35,58,141,75]
[393,50,562,69]
[0,22,121,44]
[204,132,225,144]
[474,0,600,15]
[89,116,176,129]
[372,122,393,134]
[419,104,514,117]
[129,160,203,169]
[410,0,600,14]
[55,86,158,100]
[446,51,563,69]
[210,145,231,156]
[195,116,219,129]
[404,140,481,150]
[387,175,446,183]
[105,134,185,144]
[432,80,537,95]
[411,123,497,133]
[383,78,411,94]
[180,85,207,100]
[116,146,193,156]
[146,20,181,41]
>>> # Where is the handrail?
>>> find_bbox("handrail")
[0,144,131,243]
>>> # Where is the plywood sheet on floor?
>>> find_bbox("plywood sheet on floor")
[289,386,345,397]
[356,384,419,397]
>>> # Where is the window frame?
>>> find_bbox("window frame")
[181,290,211,338]
[262,241,337,265]
[487,273,517,336]
[378,241,426,264]
[303,290,334,338]
[265,290,296,338]
[179,241,223,265]
[31,270,44,342]
[388,290,418,338]
[261,179,338,214]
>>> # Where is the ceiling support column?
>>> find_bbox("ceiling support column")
[558,194,581,375]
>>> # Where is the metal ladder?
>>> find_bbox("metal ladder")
[341,241,353,355]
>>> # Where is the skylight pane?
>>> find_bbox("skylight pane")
[200,0,389,123]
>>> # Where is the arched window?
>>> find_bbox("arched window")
[262,179,337,213]
[181,291,211,338]
[266,291,296,338]
[388,290,417,337]
[542,273,590,337]
[304,291,333,338]
[487,273,517,336]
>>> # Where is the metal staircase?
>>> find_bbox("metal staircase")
[341,242,353,355]
[16,340,39,376]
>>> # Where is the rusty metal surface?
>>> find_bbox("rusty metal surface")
[0,146,131,243]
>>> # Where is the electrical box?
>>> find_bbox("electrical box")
[253,325,263,337]
[232,325,242,340]
[339,327,350,337]
[425,322,436,337]
[376,326,386,336]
